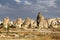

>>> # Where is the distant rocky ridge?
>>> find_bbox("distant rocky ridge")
[0,12,60,30]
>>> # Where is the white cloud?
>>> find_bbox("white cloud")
[14,0,21,3]
[0,4,16,14]
[24,1,32,5]
[29,0,57,13]
[0,4,3,7]
[0,4,7,8]
[37,0,56,8]
[0,4,13,9]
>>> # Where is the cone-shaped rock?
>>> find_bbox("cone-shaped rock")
[13,18,23,28]
[36,12,48,29]
[30,19,37,28]
[3,17,10,28]
[23,17,31,25]
[22,17,31,29]
[36,12,44,27]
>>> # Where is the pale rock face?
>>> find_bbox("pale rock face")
[39,19,44,28]
[53,25,58,28]
[0,21,2,24]
[47,18,60,28]
[30,20,37,28]
[47,18,56,27]
[57,18,60,27]
[4,25,8,28]
[22,17,31,28]
[47,18,59,28]
[43,20,48,28]
[39,20,48,28]
[37,12,48,29]
[3,17,10,28]
[14,18,23,28]
[51,19,58,28]
[24,17,31,25]
[57,18,60,23]
[10,21,13,24]
[9,21,13,26]
[16,25,21,28]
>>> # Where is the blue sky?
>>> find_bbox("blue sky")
[0,0,60,20]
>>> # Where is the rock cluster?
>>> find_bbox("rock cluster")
[0,12,60,39]
[36,12,60,29]
[47,18,60,28]
[0,12,60,29]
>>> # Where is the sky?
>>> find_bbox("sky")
[0,0,60,20]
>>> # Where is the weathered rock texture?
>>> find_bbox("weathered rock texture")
[36,12,48,29]
[0,12,60,29]
[3,17,10,28]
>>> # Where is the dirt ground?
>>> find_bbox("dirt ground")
[0,34,59,40]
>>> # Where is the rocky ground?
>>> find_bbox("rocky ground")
[0,28,60,40]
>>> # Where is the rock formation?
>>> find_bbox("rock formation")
[13,18,23,28]
[36,12,42,26]
[30,19,37,29]
[3,17,10,29]
[36,12,48,29]
[22,17,31,29]
[0,12,60,39]
[0,12,60,29]
[51,20,57,28]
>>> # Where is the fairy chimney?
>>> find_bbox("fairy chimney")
[36,12,44,26]
[3,17,10,28]
[30,20,37,28]
[36,12,48,29]
[14,18,23,28]
[22,17,31,29]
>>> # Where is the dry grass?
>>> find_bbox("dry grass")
[0,33,52,40]
[0,33,60,40]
